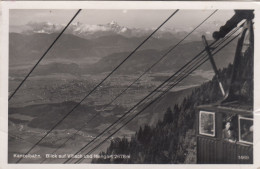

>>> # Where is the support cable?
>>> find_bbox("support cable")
[9,9,82,101]
[64,22,242,164]
[40,9,219,163]
[63,39,217,164]
[75,31,241,164]
[16,10,179,163]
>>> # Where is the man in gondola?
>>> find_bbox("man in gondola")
[222,121,236,143]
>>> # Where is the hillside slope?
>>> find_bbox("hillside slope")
[91,44,253,164]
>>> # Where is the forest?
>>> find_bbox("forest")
[92,41,253,163]
[91,63,233,164]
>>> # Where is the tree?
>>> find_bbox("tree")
[163,107,173,124]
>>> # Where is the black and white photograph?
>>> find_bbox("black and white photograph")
[0,2,258,166]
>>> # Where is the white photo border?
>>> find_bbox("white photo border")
[1,1,260,169]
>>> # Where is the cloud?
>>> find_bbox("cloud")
[25,21,63,34]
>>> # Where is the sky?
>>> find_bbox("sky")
[9,9,235,30]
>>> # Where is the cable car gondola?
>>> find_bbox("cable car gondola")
[196,10,254,164]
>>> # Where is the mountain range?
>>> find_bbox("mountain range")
[9,31,237,76]
[9,32,178,66]
[11,21,216,40]
[9,19,237,76]
[84,40,237,74]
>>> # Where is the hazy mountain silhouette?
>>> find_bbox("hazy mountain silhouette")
[9,32,179,66]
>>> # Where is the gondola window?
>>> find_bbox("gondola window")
[239,116,253,144]
[199,111,215,137]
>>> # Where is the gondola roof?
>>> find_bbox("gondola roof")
[197,101,253,115]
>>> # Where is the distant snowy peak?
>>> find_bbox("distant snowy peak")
[24,21,132,38]
[107,21,130,33]
[21,21,217,40]
[22,21,182,39]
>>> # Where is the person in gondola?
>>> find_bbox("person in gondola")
[222,121,236,142]
[241,124,253,143]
